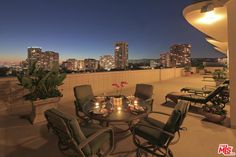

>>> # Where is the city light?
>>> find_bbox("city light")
[197,11,224,25]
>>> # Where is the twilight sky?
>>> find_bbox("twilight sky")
[0,0,224,63]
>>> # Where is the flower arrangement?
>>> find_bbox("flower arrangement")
[112,81,128,96]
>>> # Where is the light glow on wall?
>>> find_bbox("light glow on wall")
[197,11,224,25]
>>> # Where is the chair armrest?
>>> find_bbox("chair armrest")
[145,98,153,102]
[78,127,114,153]
[133,123,175,137]
[148,111,171,117]
[144,98,153,111]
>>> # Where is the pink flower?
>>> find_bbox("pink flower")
[121,81,128,85]
[112,83,120,88]
[112,81,128,95]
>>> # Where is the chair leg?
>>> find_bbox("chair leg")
[167,149,173,157]
[58,141,69,151]
[136,148,150,157]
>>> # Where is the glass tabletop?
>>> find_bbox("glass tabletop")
[83,96,149,123]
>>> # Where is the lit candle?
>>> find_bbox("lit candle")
[95,102,99,108]
[134,100,138,106]
[117,106,122,111]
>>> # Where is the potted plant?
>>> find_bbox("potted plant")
[197,64,205,75]
[202,104,227,123]
[17,62,66,124]
[213,70,226,86]
[184,66,192,76]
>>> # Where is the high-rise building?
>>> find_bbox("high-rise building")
[27,47,59,70]
[150,59,159,68]
[218,57,227,65]
[20,60,28,70]
[62,59,78,71]
[169,44,191,67]
[77,60,85,71]
[84,58,98,71]
[44,51,59,70]
[61,61,73,71]
[27,47,42,67]
[61,59,85,71]
[99,55,115,71]
[160,52,171,68]
[114,41,128,69]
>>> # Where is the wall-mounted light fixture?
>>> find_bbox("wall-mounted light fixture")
[201,3,215,13]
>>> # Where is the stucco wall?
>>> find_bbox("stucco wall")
[0,77,28,112]
[227,0,236,128]
[60,68,183,105]
[0,68,183,111]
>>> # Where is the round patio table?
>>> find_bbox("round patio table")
[83,96,149,130]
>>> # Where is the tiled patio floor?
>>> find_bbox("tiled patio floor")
[0,75,235,157]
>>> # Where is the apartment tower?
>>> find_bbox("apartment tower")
[114,41,128,70]
[170,44,191,67]
[27,47,59,70]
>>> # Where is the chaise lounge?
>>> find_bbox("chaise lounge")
[166,84,229,109]
[180,79,229,95]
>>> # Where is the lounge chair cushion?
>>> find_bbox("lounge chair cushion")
[45,108,91,154]
[45,108,110,157]
[74,85,94,111]
[80,123,110,154]
[134,84,153,100]
[134,110,181,146]
[181,87,213,94]
[166,92,190,103]
[174,100,190,126]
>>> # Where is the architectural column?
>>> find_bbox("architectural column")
[227,0,236,128]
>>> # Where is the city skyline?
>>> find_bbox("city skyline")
[0,0,225,63]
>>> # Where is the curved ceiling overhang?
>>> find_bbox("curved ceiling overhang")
[205,37,228,54]
[214,47,227,53]
[183,0,228,43]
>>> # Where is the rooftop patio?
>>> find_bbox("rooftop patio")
[0,74,235,157]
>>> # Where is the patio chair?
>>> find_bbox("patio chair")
[166,84,229,109]
[74,85,94,120]
[44,108,114,157]
[181,79,229,95]
[134,84,154,112]
[132,100,189,157]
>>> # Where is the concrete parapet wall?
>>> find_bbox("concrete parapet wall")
[0,68,183,111]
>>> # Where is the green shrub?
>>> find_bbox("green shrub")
[17,62,66,101]
[184,66,191,72]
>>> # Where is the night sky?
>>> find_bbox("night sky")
[0,0,224,63]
